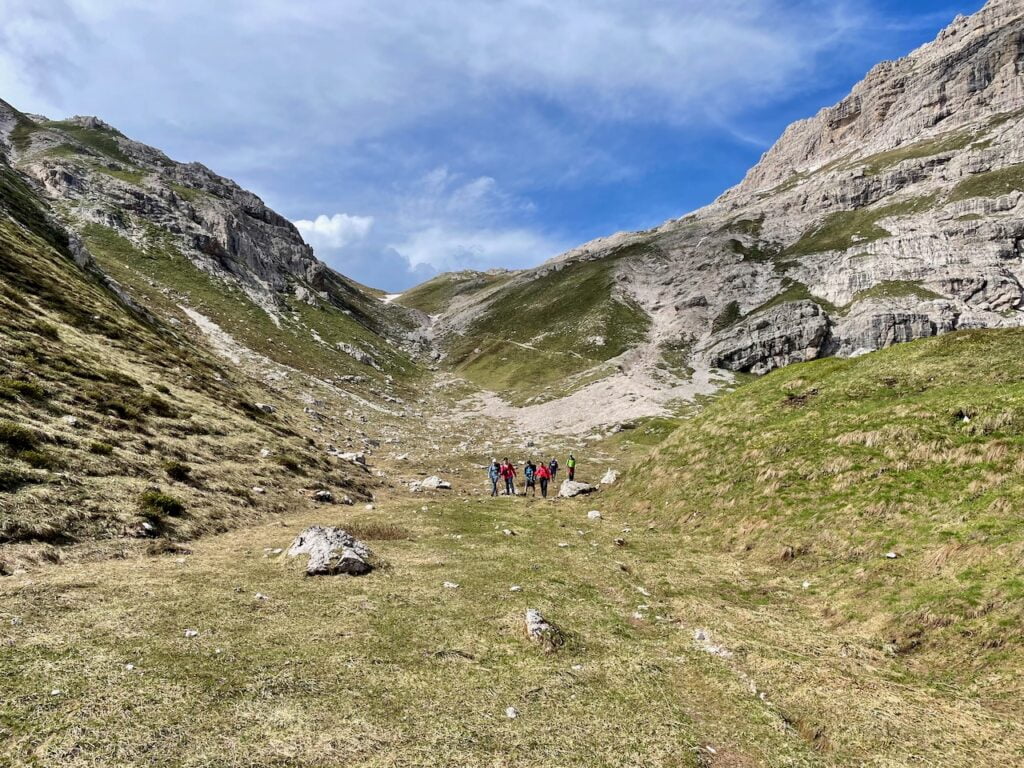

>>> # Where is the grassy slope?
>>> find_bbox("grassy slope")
[81,223,418,385]
[611,328,1024,761]
[0,163,367,554]
[396,271,513,315]
[448,255,651,404]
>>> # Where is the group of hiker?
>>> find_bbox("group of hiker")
[488,454,577,498]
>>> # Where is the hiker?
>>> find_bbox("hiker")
[524,460,537,497]
[548,457,559,483]
[488,459,501,497]
[500,458,517,496]
[536,461,551,498]
[567,453,577,481]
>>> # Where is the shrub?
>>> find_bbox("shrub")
[89,441,114,456]
[163,460,192,483]
[18,450,62,471]
[140,490,186,518]
[0,378,48,402]
[0,421,38,452]
[0,467,34,493]
[28,320,60,341]
[276,453,304,473]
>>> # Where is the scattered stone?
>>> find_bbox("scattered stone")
[443,581,460,589]
[287,526,374,576]
[558,542,569,548]
[252,486,266,494]
[885,551,900,559]
[365,503,375,511]
[802,580,811,590]
[259,448,272,458]
[184,629,199,639]
[600,469,620,485]
[254,593,269,601]
[339,452,367,465]
[341,495,354,506]
[510,585,523,592]
[421,476,452,490]
[693,628,732,658]
[524,608,566,652]
[50,689,61,696]
[586,510,602,520]
[614,538,626,547]
[255,403,276,414]
[505,706,519,719]
[571,664,583,671]
[503,529,516,536]
[558,480,597,498]
[124,663,135,671]
[313,490,334,503]
[61,415,79,427]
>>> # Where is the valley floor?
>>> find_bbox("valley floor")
[3,465,1021,766]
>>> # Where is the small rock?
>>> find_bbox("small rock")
[503,529,516,536]
[254,593,269,601]
[251,486,266,494]
[184,629,199,639]
[442,581,460,589]
[365,503,375,511]
[50,689,61,696]
[505,706,519,719]
[600,469,620,485]
[61,415,79,427]
[802,580,811,590]
[124,663,135,671]
[586,510,602,520]
[558,542,569,548]
[885,551,900,559]
[255,403,276,414]
[614,538,626,547]
[510,585,523,592]
[259,448,272,458]
[313,490,334,503]
[524,608,565,652]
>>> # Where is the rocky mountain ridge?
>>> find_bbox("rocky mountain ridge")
[429,0,1024,387]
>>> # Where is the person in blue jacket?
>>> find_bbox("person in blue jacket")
[488,460,501,497]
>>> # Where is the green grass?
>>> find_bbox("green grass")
[82,222,416,383]
[948,163,1024,202]
[859,130,976,176]
[849,280,944,304]
[747,281,839,317]
[140,489,186,518]
[711,300,742,333]
[92,164,147,185]
[40,120,132,164]
[398,271,513,315]
[619,328,1024,693]
[786,194,938,256]
[448,255,651,403]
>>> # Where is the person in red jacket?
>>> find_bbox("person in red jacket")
[500,458,517,496]
[535,461,551,498]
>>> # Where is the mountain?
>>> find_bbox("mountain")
[424,0,1024,408]
[0,100,436,563]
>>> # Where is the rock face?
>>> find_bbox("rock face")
[287,526,373,576]
[437,0,1024,378]
[0,100,414,345]
[558,480,597,498]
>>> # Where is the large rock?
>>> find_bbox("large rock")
[558,480,597,498]
[700,301,831,375]
[287,526,373,576]
[411,476,452,492]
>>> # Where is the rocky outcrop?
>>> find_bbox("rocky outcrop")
[287,526,374,576]
[700,301,831,375]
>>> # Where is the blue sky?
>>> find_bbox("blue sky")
[0,0,985,290]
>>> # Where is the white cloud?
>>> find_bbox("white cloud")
[293,213,374,249]
[393,225,565,273]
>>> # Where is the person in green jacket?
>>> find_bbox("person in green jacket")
[567,453,577,481]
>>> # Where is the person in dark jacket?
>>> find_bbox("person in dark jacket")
[524,460,537,497]
[548,457,559,482]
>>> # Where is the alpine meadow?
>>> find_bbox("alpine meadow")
[3,1,1024,766]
